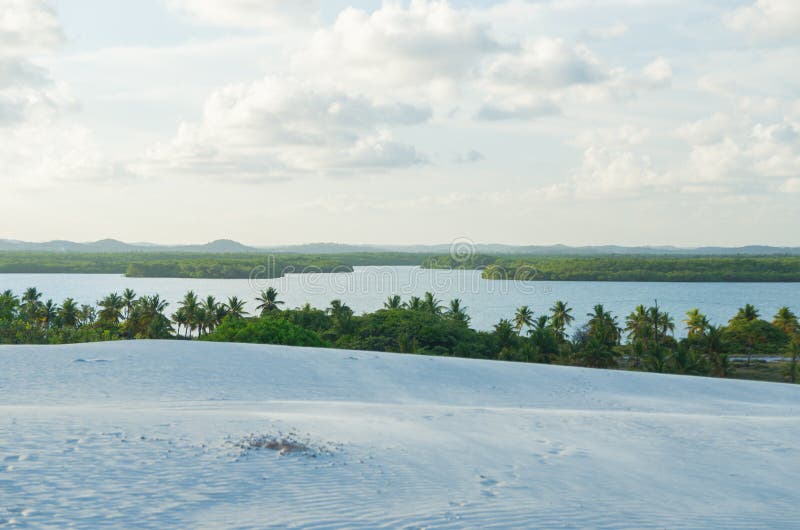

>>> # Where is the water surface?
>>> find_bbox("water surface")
[1,267,798,335]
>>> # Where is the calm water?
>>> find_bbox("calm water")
[1,267,798,336]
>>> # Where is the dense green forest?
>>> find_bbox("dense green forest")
[0,252,431,279]
[2,251,800,282]
[422,255,800,282]
[1,286,798,384]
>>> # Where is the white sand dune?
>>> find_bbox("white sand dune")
[1,341,799,529]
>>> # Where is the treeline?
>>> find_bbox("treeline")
[1,287,798,383]
[0,252,431,279]
[422,255,800,282]
[4,251,800,282]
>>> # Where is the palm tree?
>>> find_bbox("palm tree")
[384,295,403,310]
[122,288,137,320]
[327,299,354,334]
[58,298,79,328]
[549,301,574,339]
[406,296,423,311]
[513,306,535,334]
[586,304,621,345]
[200,295,220,333]
[78,304,96,326]
[224,296,248,319]
[703,325,731,378]
[41,299,58,329]
[625,305,651,344]
[655,309,675,339]
[732,304,760,322]
[773,307,799,336]
[683,308,710,338]
[176,291,200,336]
[129,295,172,339]
[422,292,443,315]
[0,290,19,321]
[446,299,470,324]
[20,287,42,322]
[256,287,284,315]
[97,293,124,324]
[577,335,619,368]
[21,287,41,305]
[172,307,189,338]
[493,319,517,355]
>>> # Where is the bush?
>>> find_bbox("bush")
[201,316,329,347]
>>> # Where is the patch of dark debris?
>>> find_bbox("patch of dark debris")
[227,432,342,459]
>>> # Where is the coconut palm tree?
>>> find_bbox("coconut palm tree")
[327,299,354,334]
[655,309,675,339]
[97,293,124,324]
[384,295,403,310]
[513,306,535,334]
[256,287,284,315]
[122,288,137,320]
[176,291,200,336]
[446,299,470,324]
[549,301,574,340]
[58,298,79,328]
[493,319,517,353]
[20,287,42,322]
[78,304,96,326]
[199,295,221,334]
[586,304,621,345]
[406,296,423,311]
[224,296,248,319]
[732,304,760,322]
[772,307,799,336]
[625,305,651,343]
[0,290,19,321]
[422,292,443,315]
[683,308,710,338]
[172,307,189,338]
[703,325,731,377]
[40,300,58,329]
[129,295,172,339]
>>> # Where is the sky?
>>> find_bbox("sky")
[1,0,799,247]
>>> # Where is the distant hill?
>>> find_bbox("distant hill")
[1,238,799,256]
[0,238,262,254]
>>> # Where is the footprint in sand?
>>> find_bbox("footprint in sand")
[478,475,503,497]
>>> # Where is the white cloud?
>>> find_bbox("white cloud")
[0,121,117,188]
[0,0,63,56]
[569,126,665,196]
[681,117,800,191]
[726,0,800,39]
[749,120,800,177]
[677,113,734,145]
[0,0,114,188]
[585,22,629,40]
[642,57,672,88]
[293,0,499,100]
[484,37,606,88]
[476,38,670,119]
[782,177,800,192]
[0,0,71,125]
[137,76,430,181]
[165,0,319,29]
[476,97,560,121]
[454,149,485,163]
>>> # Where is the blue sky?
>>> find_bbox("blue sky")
[1,0,799,246]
